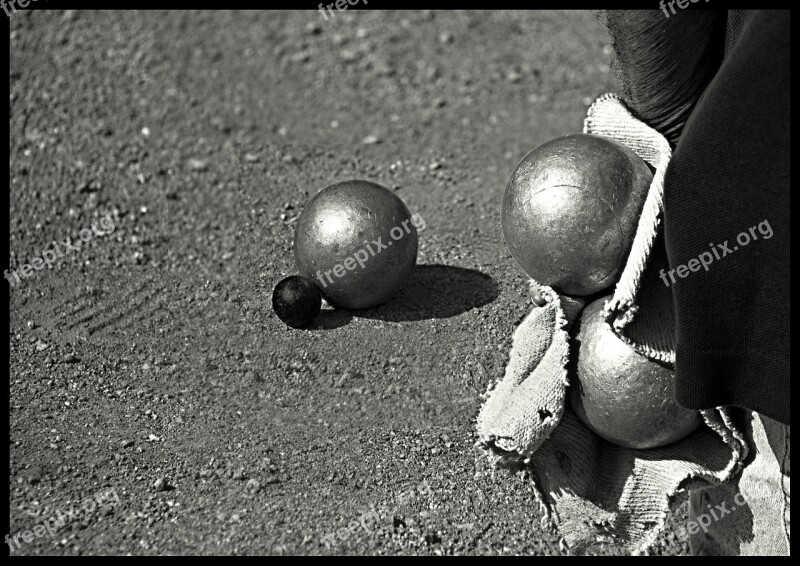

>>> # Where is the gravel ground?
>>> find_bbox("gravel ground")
[8,9,687,555]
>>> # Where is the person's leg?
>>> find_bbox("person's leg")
[688,410,790,555]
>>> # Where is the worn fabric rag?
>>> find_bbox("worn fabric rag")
[476,94,750,554]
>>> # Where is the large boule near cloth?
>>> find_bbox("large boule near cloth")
[502,133,653,296]
[568,296,701,449]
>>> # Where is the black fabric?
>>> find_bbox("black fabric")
[664,10,790,425]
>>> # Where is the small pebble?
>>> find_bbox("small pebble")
[340,49,358,63]
[507,70,522,83]
[187,158,208,172]
[290,51,310,64]
[529,283,547,307]
[61,353,79,364]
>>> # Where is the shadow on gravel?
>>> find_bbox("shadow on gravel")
[306,308,354,331]
[353,264,499,322]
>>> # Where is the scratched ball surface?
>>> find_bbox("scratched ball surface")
[294,180,418,309]
[272,276,322,329]
[569,296,701,449]
[502,133,653,296]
